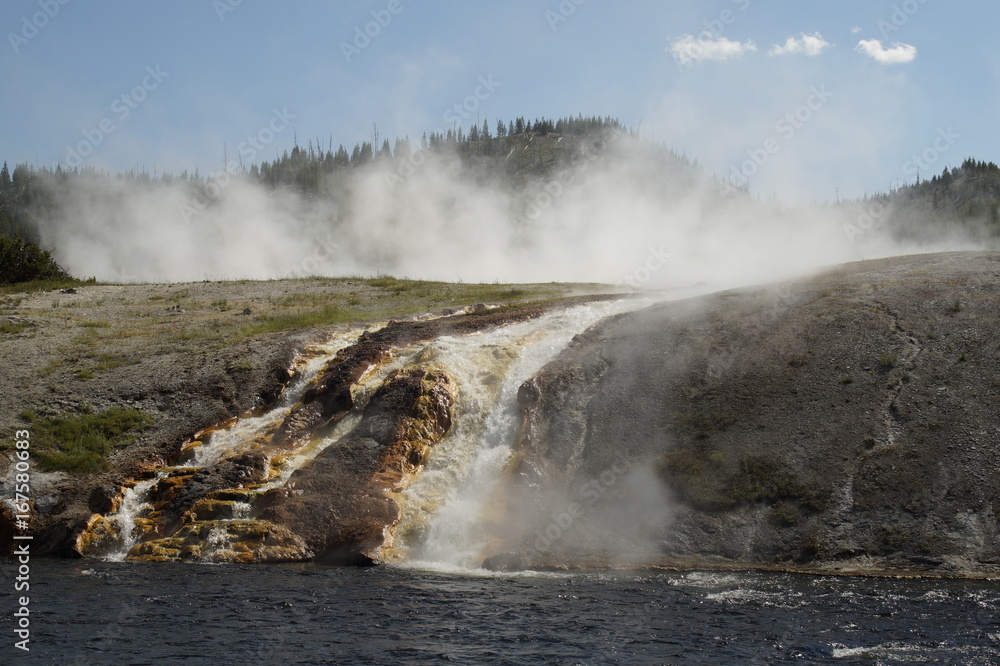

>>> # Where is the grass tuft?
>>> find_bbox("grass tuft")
[13,407,153,473]
[878,352,898,369]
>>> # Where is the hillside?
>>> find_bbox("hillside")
[849,158,1000,245]
[491,251,1000,578]
[2,252,999,579]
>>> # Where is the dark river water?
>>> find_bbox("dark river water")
[4,560,999,664]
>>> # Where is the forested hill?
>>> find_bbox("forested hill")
[2,113,1000,285]
[855,158,1000,243]
[0,114,690,244]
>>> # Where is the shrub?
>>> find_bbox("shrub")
[0,236,71,285]
[878,352,898,369]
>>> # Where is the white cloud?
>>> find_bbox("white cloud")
[769,32,832,57]
[856,39,917,64]
[850,26,862,35]
[668,34,758,67]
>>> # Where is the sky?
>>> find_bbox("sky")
[1,0,998,202]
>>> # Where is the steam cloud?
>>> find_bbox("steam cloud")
[38,133,983,290]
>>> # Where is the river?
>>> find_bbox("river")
[12,559,999,664]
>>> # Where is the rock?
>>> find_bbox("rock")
[269,303,555,449]
[129,521,311,563]
[482,552,524,571]
[259,367,454,564]
[0,502,17,556]
[488,252,1000,577]
[152,451,271,534]
[88,484,121,514]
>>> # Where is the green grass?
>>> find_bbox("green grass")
[241,305,354,337]
[840,376,854,384]
[14,407,153,473]
[878,352,899,369]
[0,276,96,296]
[0,320,36,335]
[235,279,562,340]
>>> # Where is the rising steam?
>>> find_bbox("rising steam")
[37,132,985,289]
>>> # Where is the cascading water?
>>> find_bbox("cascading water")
[101,473,165,562]
[79,299,647,565]
[391,300,646,570]
[183,331,361,469]
[81,331,365,560]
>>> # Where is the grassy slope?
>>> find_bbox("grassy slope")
[0,276,616,473]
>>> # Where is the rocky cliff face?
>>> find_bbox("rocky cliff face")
[48,301,604,563]
[6,253,999,578]
[489,252,1000,577]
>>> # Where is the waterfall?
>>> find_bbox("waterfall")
[392,300,645,570]
[79,299,646,565]
[101,473,165,562]
[182,331,360,468]
[81,331,363,561]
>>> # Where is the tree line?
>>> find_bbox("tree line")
[2,113,999,284]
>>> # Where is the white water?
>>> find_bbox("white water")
[186,331,361,467]
[254,342,431,492]
[89,300,650,564]
[396,299,648,569]
[94,330,365,561]
[103,472,166,562]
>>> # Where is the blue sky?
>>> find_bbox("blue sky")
[2,0,997,201]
